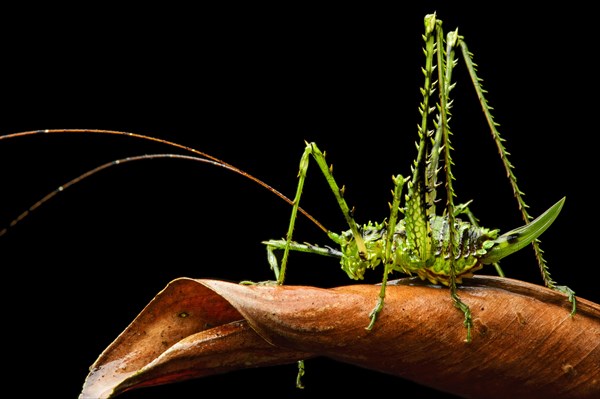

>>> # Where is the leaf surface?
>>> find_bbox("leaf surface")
[80,276,600,399]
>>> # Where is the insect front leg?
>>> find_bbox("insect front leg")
[275,141,401,329]
[298,143,403,330]
[272,141,369,389]
[266,244,281,281]
[276,141,367,285]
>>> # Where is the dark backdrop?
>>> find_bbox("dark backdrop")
[1,3,595,398]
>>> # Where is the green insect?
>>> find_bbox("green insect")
[0,13,574,348]
[259,12,575,342]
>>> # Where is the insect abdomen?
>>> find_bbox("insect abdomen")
[392,216,499,285]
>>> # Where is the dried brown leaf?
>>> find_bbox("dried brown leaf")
[80,276,600,399]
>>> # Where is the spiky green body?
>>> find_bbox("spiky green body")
[330,216,499,285]
[267,194,563,287]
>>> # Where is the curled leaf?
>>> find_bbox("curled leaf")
[81,276,600,399]
[80,278,312,398]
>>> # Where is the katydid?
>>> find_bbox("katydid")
[0,13,574,348]
[262,13,575,341]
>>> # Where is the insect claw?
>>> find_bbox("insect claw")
[295,360,305,389]
[554,285,577,316]
[366,298,384,331]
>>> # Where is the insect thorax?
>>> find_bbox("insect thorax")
[333,216,500,285]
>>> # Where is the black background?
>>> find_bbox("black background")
[1,3,596,398]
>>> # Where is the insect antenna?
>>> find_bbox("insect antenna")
[0,129,328,236]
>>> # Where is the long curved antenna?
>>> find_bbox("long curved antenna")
[0,130,328,235]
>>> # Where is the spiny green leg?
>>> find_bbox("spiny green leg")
[411,14,473,341]
[459,38,576,315]
[367,174,406,330]
[276,146,310,284]
[450,283,472,342]
[437,25,473,342]
[403,14,437,271]
[266,245,281,281]
[277,141,368,387]
[304,143,368,255]
[296,360,305,389]
[275,145,313,389]
[239,240,281,285]
[277,142,367,285]
[264,239,344,279]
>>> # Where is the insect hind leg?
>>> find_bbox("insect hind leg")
[459,39,575,314]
